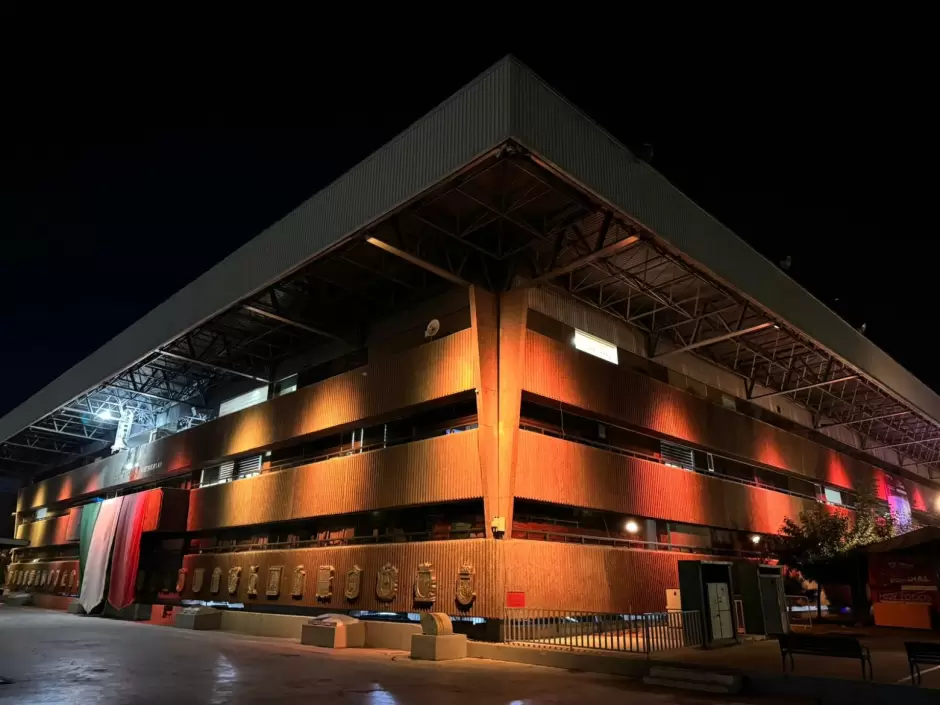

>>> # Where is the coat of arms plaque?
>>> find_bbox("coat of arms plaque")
[344,565,362,601]
[228,566,242,595]
[375,563,398,602]
[455,563,475,608]
[247,566,260,597]
[192,568,205,593]
[291,565,306,598]
[266,566,283,597]
[413,562,436,604]
[315,565,333,600]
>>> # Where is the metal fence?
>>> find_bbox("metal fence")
[504,609,704,654]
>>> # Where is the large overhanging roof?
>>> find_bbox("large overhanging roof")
[3,56,940,481]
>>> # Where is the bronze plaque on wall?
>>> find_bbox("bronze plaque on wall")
[315,565,333,601]
[266,566,283,597]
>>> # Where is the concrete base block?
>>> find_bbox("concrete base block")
[219,611,308,639]
[364,621,423,650]
[0,592,32,606]
[175,608,222,631]
[301,622,366,648]
[411,634,468,661]
[106,603,152,621]
[66,600,85,615]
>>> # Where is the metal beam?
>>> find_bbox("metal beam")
[653,322,774,359]
[28,425,104,442]
[750,375,860,400]
[158,351,269,384]
[242,305,346,342]
[365,236,470,287]
[820,410,911,429]
[0,454,43,466]
[2,441,75,456]
[105,383,190,406]
[866,437,940,451]
[533,234,640,283]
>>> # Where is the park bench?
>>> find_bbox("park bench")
[905,641,940,685]
[778,633,872,680]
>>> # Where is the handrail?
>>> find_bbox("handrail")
[520,423,822,503]
[513,528,763,559]
[191,528,486,554]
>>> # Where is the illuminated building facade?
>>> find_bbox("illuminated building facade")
[4,58,940,632]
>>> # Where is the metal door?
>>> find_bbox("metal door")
[707,582,734,640]
[759,575,788,634]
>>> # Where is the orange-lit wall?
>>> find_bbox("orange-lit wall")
[187,431,482,531]
[14,514,73,547]
[18,330,475,512]
[515,431,817,534]
[521,328,938,506]
[502,541,712,614]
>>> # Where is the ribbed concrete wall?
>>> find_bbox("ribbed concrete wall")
[515,431,817,534]
[18,329,475,512]
[179,538,499,618]
[186,430,482,531]
[502,541,711,614]
[14,514,72,547]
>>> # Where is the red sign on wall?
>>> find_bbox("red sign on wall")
[506,591,526,608]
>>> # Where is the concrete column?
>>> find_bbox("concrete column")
[497,288,528,538]
[469,286,500,536]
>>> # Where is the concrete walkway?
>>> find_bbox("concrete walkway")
[653,629,940,688]
[0,607,782,705]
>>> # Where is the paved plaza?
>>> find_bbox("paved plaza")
[0,608,790,705]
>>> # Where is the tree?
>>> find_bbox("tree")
[770,481,896,619]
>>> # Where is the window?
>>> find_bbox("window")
[661,441,694,471]
[219,386,269,417]
[35,508,48,520]
[275,375,298,397]
[236,455,262,480]
[573,329,618,364]
[200,455,263,487]
[824,487,843,505]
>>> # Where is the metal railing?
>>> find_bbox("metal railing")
[785,594,815,628]
[511,528,762,559]
[521,422,822,504]
[192,527,487,555]
[504,608,704,654]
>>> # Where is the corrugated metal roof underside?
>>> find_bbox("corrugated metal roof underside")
[2,55,939,463]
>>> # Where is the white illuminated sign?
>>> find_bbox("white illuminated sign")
[573,329,618,364]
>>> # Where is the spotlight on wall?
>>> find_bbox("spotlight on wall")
[625,520,640,534]
[750,534,762,545]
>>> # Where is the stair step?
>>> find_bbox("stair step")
[643,676,739,694]
[648,667,738,685]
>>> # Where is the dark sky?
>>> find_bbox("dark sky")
[1,46,932,417]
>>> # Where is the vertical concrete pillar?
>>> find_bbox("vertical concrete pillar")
[498,288,528,539]
[469,286,500,536]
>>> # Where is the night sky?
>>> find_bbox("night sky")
[1,48,932,417]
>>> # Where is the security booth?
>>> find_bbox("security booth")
[678,560,737,647]
[732,562,789,636]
